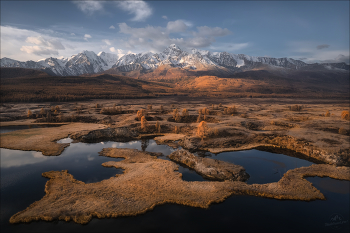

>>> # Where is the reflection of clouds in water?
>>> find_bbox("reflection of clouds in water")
[1,149,48,168]
[87,155,94,161]
[112,143,117,148]
[127,141,138,145]
[101,142,104,145]
[149,141,157,146]
[32,151,44,158]
[57,137,73,144]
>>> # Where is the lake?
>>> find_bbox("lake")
[1,136,349,232]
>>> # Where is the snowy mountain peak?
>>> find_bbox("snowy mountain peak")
[1,44,349,76]
[169,44,180,50]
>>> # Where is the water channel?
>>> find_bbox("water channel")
[0,126,349,232]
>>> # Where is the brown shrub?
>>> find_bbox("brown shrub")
[182,109,189,117]
[197,112,202,123]
[174,112,181,123]
[160,105,164,111]
[219,103,222,107]
[141,116,148,131]
[339,127,347,135]
[39,108,46,116]
[224,106,237,115]
[341,111,350,121]
[147,105,152,110]
[201,107,210,115]
[155,121,161,133]
[55,105,60,111]
[289,105,302,111]
[137,109,147,120]
[172,108,179,119]
[174,126,180,134]
[27,110,33,118]
[51,106,55,112]
[325,111,330,117]
[197,121,209,139]
[95,104,101,108]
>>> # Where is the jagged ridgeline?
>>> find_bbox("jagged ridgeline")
[1,44,349,77]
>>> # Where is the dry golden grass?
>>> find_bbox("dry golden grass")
[137,109,147,121]
[141,116,148,131]
[341,111,350,121]
[197,121,209,139]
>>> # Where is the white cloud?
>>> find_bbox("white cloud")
[71,33,76,36]
[20,46,59,56]
[118,22,232,52]
[73,1,104,15]
[102,39,112,45]
[162,15,168,20]
[109,47,116,52]
[116,0,152,21]
[194,26,231,37]
[178,19,193,27]
[25,36,65,50]
[84,34,92,41]
[0,25,112,61]
[288,41,350,64]
[167,20,188,33]
[109,25,115,29]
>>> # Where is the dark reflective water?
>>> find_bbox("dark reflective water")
[0,124,64,134]
[1,138,349,233]
[203,149,314,184]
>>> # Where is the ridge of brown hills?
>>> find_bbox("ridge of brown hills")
[0,66,349,103]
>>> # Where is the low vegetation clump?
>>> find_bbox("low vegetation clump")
[39,108,47,116]
[174,126,180,134]
[289,105,302,111]
[27,110,33,118]
[147,105,152,111]
[339,127,347,135]
[137,109,147,121]
[100,106,122,115]
[140,116,148,131]
[155,121,161,133]
[341,111,350,121]
[197,121,209,139]
[223,106,237,115]
[325,111,330,117]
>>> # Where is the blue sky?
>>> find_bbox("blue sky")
[1,1,349,64]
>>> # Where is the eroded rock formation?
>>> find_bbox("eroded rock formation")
[168,149,250,181]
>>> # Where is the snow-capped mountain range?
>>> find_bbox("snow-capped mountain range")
[1,44,348,76]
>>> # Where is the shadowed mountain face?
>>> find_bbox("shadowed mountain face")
[1,44,349,77]
[0,66,349,103]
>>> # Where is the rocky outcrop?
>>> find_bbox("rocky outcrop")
[178,137,200,151]
[168,149,250,181]
[70,127,137,142]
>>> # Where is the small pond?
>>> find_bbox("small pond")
[0,137,349,233]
